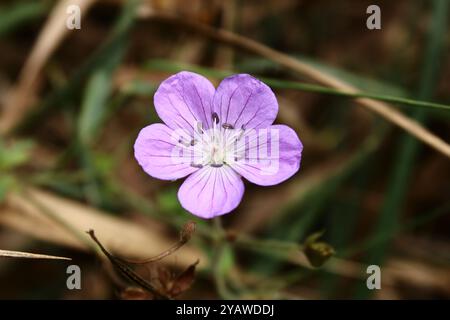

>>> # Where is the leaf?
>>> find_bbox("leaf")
[145,59,450,111]
[0,1,48,37]
[0,249,71,260]
[290,56,407,97]
[169,260,199,298]
[157,266,172,292]
[77,0,138,146]
[120,287,153,300]
[0,175,15,203]
[1,187,206,267]
[120,79,157,97]
[0,140,33,170]
[217,244,235,277]
[304,230,326,245]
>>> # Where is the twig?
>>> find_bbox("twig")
[146,12,450,158]
[87,229,170,300]
[0,249,71,261]
[123,221,196,264]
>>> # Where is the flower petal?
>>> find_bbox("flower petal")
[231,124,302,186]
[178,166,245,218]
[212,74,278,130]
[134,123,199,180]
[154,71,215,132]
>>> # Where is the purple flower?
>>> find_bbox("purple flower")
[134,72,303,219]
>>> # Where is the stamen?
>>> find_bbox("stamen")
[210,163,223,168]
[196,122,204,134]
[212,112,220,124]
[178,137,191,147]
[222,123,234,129]
[235,126,246,141]
[191,163,203,168]
[190,139,197,146]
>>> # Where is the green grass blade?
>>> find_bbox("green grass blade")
[75,0,139,206]
[237,56,407,97]
[77,0,138,145]
[0,1,48,37]
[145,59,450,111]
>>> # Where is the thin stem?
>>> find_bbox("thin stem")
[87,229,170,300]
[212,217,235,299]
[122,221,196,265]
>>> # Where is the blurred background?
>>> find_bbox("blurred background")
[0,0,449,299]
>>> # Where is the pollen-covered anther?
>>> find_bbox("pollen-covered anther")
[235,126,246,141]
[222,123,234,129]
[196,122,204,134]
[212,112,220,124]
[178,137,191,147]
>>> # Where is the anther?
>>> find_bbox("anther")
[178,137,191,147]
[235,127,246,141]
[212,112,220,124]
[222,123,234,129]
[210,163,223,168]
[191,163,203,168]
[196,122,204,134]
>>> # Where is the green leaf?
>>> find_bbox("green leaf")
[77,0,139,146]
[290,56,407,97]
[216,243,235,278]
[120,80,157,97]
[78,71,114,145]
[0,1,48,37]
[0,175,15,202]
[158,188,181,213]
[0,140,33,170]
[145,59,450,111]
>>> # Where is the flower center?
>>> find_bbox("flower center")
[189,113,245,168]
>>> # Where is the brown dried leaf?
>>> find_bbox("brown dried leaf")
[0,188,207,269]
[120,287,153,300]
[169,259,199,298]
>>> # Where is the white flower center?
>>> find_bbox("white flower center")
[190,113,245,168]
